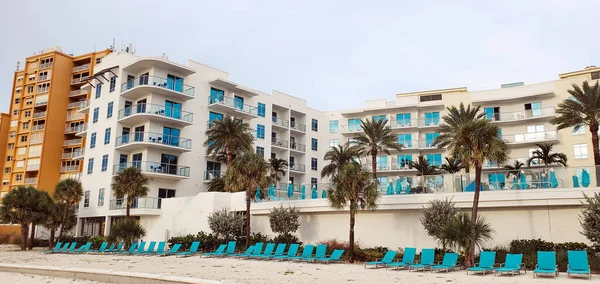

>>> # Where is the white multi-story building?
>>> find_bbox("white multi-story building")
[76,50,600,248]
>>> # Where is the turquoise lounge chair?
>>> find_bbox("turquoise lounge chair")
[365,250,397,269]
[304,244,327,262]
[230,246,255,258]
[386,247,416,270]
[64,242,78,253]
[251,243,275,259]
[288,245,314,262]
[242,243,264,259]
[158,244,182,256]
[431,252,459,272]
[117,243,138,255]
[274,244,299,261]
[145,242,166,255]
[257,243,286,259]
[467,251,496,275]
[134,241,155,255]
[316,249,344,264]
[73,242,92,254]
[89,242,108,254]
[42,242,62,254]
[224,241,236,256]
[111,243,124,253]
[201,244,227,257]
[58,242,70,253]
[494,254,524,276]
[567,250,591,279]
[533,251,558,278]
[177,241,200,258]
[410,248,435,272]
[132,241,147,255]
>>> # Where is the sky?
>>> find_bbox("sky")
[1,0,599,112]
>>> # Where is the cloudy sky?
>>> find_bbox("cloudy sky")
[0,0,598,112]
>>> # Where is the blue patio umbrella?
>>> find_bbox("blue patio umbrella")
[572,175,580,188]
[519,173,527,190]
[542,176,548,188]
[549,170,559,188]
[322,188,327,198]
[311,185,318,199]
[386,182,394,195]
[395,179,402,194]
[300,184,306,200]
[287,182,294,198]
[256,186,262,201]
[582,169,591,187]
[512,176,518,190]
[405,184,411,194]
[268,184,276,200]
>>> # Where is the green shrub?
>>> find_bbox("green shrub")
[508,239,595,271]
[272,233,300,245]
[269,206,300,244]
[108,219,146,248]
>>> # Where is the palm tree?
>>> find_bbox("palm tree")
[328,163,379,263]
[321,143,361,178]
[28,191,52,250]
[269,158,288,182]
[204,115,254,167]
[54,178,83,237]
[434,110,509,266]
[440,212,494,258]
[206,176,225,192]
[354,118,402,181]
[551,81,600,184]
[43,202,76,249]
[504,160,525,178]
[440,156,464,174]
[409,155,439,176]
[224,152,271,247]
[111,167,149,218]
[527,143,567,168]
[0,186,47,250]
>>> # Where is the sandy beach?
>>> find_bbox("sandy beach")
[0,272,108,283]
[0,245,593,284]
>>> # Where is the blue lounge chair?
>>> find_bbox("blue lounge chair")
[64,242,78,253]
[365,250,397,269]
[42,242,62,254]
[146,242,166,255]
[288,245,314,262]
[304,244,327,262]
[89,242,108,254]
[230,246,255,258]
[73,242,92,254]
[133,241,147,255]
[201,244,227,257]
[316,249,344,264]
[58,242,70,253]
[431,252,459,272]
[111,243,124,253]
[494,254,524,276]
[224,241,236,256]
[410,248,435,272]
[251,243,275,259]
[274,244,299,261]
[533,251,558,278]
[467,251,496,275]
[242,243,264,259]
[158,244,182,256]
[386,247,416,270]
[134,241,155,255]
[257,243,286,259]
[117,243,138,255]
[567,250,591,279]
[177,241,200,258]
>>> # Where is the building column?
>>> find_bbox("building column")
[74,218,84,237]
[103,216,111,236]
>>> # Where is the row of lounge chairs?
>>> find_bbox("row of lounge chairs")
[365,248,591,279]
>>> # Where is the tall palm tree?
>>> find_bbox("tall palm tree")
[440,156,464,174]
[204,115,254,167]
[321,143,361,178]
[54,178,83,237]
[269,158,288,182]
[409,155,439,176]
[527,143,567,168]
[434,110,509,266]
[28,190,52,250]
[0,186,47,250]
[354,118,402,180]
[111,167,149,218]
[224,152,271,247]
[328,163,379,263]
[551,81,600,184]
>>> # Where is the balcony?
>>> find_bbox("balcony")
[72,64,91,73]
[64,124,87,135]
[290,122,306,133]
[38,75,49,82]
[112,161,190,180]
[271,138,289,149]
[62,150,84,160]
[24,177,38,184]
[109,197,161,216]
[121,75,195,101]
[391,119,419,129]
[69,90,88,98]
[66,113,85,121]
[37,87,49,94]
[340,125,363,135]
[418,119,440,128]
[117,103,193,126]
[418,140,441,150]
[33,112,46,119]
[483,157,545,169]
[39,62,52,69]
[60,165,80,172]
[26,164,40,171]
[32,125,45,131]
[203,170,222,182]
[34,101,48,107]
[30,136,44,144]
[272,117,289,129]
[63,138,82,146]
[396,140,419,150]
[290,142,306,153]
[488,107,556,124]
[71,76,90,85]
[289,163,306,173]
[115,132,192,153]
[73,101,90,114]
[503,131,559,145]
[207,95,258,119]
[60,173,81,181]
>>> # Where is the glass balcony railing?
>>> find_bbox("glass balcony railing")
[60,165,80,172]
[69,90,88,97]
[64,138,82,146]
[24,177,38,184]
[503,131,559,144]
[396,140,419,149]
[117,103,193,123]
[72,63,91,73]
[340,125,363,133]
[26,164,40,171]
[33,111,47,119]
[289,163,306,172]
[418,119,441,127]
[208,95,258,116]
[487,107,555,122]
[290,121,306,132]
[113,161,190,177]
[203,170,222,181]
[109,197,161,210]
[391,119,418,128]
[121,75,195,97]
[116,132,192,150]
[290,142,306,152]
[32,125,45,131]
[271,138,289,148]
[65,124,86,134]
[272,116,289,128]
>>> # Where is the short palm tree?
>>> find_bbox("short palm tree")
[440,212,494,258]
[354,118,402,181]
[328,163,379,263]
[0,186,48,250]
[204,115,254,167]
[440,156,464,174]
[111,167,149,217]
[269,158,288,182]
[551,81,600,183]
[504,160,525,178]
[224,152,271,247]
[527,143,567,168]
[206,176,225,192]
[54,178,83,237]
[434,109,508,266]
[43,202,76,249]
[321,143,361,178]
[409,155,439,176]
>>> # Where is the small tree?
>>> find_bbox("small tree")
[580,193,600,247]
[440,212,494,258]
[108,219,146,248]
[420,198,458,250]
[207,208,244,240]
[0,186,48,250]
[269,205,300,243]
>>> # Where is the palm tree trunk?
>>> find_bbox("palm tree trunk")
[28,222,36,250]
[58,202,70,237]
[371,153,377,180]
[126,197,131,218]
[469,165,482,267]
[349,206,356,263]
[226,151,233,168]
[591,128,600,186]
[245,190,251,248]
[20,224,28,251]
[49,229,56,249]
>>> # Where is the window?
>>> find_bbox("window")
[3,167,10,173]
[209,88,225,103]
[311,138,318,151]
[98,188,105,206]
[159,188,176,199]
[37,83,50,93]
[256,146,264,157]
[20,135,27,142]
[95,83,102,98]
[397,133,413,148]
[372,115,386,122]
[396,113,412,126]
[16,174,22,181]
[10,120,17,127]
[572,125,585,135]
[257,103,266,117]
[425,133,439,147]
[420,94,442,102]
[7,143,14,150]
[107,102,113,118]
[574,144,589,159]
[9,132,15,138]
[311,158,318,170]
[27,85,34,93]
[96,57,103,64]
[15,161,24,168]
[376,156,388,170]
[22,122,29,130]
[101,154,108,172]
[109,76,116,92]
[16,147,26,155]
[256,124,265,139]
[38,71,48,81]
[84,190,90,208]
[524,102,542,117]
[24,110,30,117]
[12,110,18,116]
[397,154,412,168]
[90,133,96,149]
[104,128,111,144]
[329,120,339,133]
[2,180,8,186]
[93,108,99,123]
[14,98,21,104]
[311,119,318,131]
[484,107,501,121]
[87,158,94,174]
[426,154,443,166]
[329,139,339,148]
[348,118,361,131]
[424,112,440,126]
